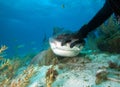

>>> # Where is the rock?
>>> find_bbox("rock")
[30,48,57,66]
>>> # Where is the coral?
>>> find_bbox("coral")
[0,59,10,71]
[95,67,120,85]
[46,66,58,87]
[0,46,37,87]
[0,58,22,86]
[96,16,120,53]
[97,37,120,53]
[98,16,120,37]
[46,58,58,87]
[0,45,8,60]
[108,58,120,70]
[10,65,36,87]
[0,45,12,86]
[0,45,8,54]
[95,69,108,84]
[0,58,15,86]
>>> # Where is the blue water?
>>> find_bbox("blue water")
[0,0,105,57]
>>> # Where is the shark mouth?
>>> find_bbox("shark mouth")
[49,37,83,57]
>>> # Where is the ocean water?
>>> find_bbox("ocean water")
[0,0,105,57]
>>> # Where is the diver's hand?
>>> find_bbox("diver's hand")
[61,33,85,48]
[70,39,85,48]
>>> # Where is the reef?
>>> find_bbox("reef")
[86,16,120,53]
[1,16,120,87]
[96,16,120,53]
[0,45,36,87]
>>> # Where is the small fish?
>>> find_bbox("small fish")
[17,44,25,48]
[13,39,18,42]
[61,4,65,8]
[32,47,37,50]
[31,41,36,45]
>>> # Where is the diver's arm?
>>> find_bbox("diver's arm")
[61,0,114,47]
[77,0,114,38]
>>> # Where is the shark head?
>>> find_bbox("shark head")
[49,36,83,57]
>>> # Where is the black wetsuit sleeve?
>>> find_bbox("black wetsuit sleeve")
[78,0,114,38]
